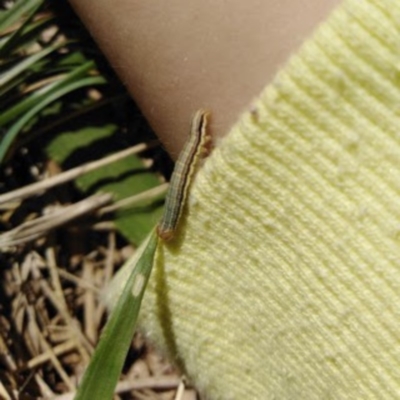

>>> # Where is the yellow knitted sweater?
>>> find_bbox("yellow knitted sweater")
[109,0,400,398]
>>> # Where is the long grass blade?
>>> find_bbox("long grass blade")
[0,42,64,87]
[0,0,43,32]
[0,74,106,163]
[0,0,45,57]
[0,60,96,127]
[74,230,158,400]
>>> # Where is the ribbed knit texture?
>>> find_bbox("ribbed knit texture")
[108,0,400,398]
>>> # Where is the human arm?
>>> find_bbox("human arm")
[69,0,338,156]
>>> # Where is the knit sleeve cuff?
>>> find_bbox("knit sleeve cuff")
[114,0,400,398]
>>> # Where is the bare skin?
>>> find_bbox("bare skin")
[69,0,340,158]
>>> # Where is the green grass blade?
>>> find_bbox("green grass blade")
[0,42,64,88]
[0,0,45,57]
[74,230,158,400]
[0,75,106,163]
[0,16,55,60]
[0,60,96,127]
[0,0,43,32]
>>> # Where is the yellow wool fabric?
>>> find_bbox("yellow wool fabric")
[115,0,400,398]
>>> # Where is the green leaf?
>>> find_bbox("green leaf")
[45,124,118,162]
[45,124,163,244]
[74,230,158,400]
[77,154,162,243]
[115,198,163,244]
